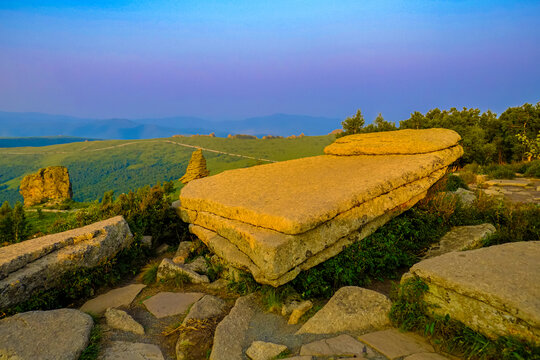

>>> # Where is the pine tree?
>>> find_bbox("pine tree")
[339,109,365,137]
[0,201,14,243]
[12,202,29,243]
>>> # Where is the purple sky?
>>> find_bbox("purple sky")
[1,1,539,123]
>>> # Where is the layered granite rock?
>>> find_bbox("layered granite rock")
[0,216,133,309]
[404,241,540,344]
[177,129,463,286]
[19,166,73,206]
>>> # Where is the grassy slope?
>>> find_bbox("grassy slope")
[0,135,334,204]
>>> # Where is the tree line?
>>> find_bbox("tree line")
[339,102,540,165]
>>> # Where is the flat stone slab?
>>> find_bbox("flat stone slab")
[297,286,391,335]
[143,292,204,318]
[300,334,369,357]
[405,241,540,344]
[359,329,434,359]
[324,128,461,156]
[80,284,146,315]
[1,216,133,309]
[99,341,164,360]
[210,294,258,360]
[485,179,531,187]
[424,223,496,258]
[0,309,93,360]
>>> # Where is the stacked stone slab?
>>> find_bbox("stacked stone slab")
[0,216,133,309]
[176,129,463,286]
[180,148,210,184]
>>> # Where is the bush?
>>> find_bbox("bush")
[445,174,469,191]
[482,164,516,179]
[524,160,540,178]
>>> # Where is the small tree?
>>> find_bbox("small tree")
[12,202,29,243]
[338,109,365,137]
[516,131,540,161]
[374,113,397,132]
[0,201,14,243]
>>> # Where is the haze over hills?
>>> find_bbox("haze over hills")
[0,111,342,139]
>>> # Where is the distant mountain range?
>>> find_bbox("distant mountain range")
[0,111,342,139]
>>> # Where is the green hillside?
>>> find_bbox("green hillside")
[0,136,97,148]
[0,135,334,204]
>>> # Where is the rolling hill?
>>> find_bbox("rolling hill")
[0,111,342,140]
[0,135,335,205]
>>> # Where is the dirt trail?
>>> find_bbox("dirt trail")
[0,139,277,163]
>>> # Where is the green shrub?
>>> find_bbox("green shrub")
[462,163,480,174]
[446,174,469,191]
[524,160,540,178]
[483,164,516,179]
[141,261,160,285]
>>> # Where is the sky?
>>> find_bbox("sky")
[0,0,539,123]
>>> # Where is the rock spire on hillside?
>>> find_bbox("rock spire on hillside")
[180,149,210,184]
[19,166,72,207]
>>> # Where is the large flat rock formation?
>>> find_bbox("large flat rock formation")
[176,129,463,286]
[404,241,540,344]
[0,216,133,309]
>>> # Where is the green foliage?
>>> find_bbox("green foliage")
[400,103,540,165]
[516,131,540,161]
[78,324,102,360]
[362,113,398,133]
[482,164,516,179]
[338,109,365,137]
[260,285,296,313]
[50,182,185,243]
[524,160,540,177]
[0,201,29,244]
[141,261,160,285]
[390,278,540,360]
[445,174,469,191]
[227,272,261,295]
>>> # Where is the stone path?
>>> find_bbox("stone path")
[471,177,540,204]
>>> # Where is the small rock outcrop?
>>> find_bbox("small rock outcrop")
[424,223,496,258]
[104,308,144,335]
[297,286,392,335]
[156,258,210,284]
[0,216,133,309]
[0,309,93,360]
[180,149,210,184]
[19,166,72,206]
[173,241,193,264]
[246,341,288,360]
[177,129,463,286]
[403,241,540,344]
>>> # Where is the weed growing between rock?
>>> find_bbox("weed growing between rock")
[141,261,160,285]
[78,322,102,360]
[390,278,540,360]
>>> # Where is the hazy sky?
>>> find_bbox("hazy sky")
[1,0,539,122]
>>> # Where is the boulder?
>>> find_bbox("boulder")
[156,258,210,284]
[450,188,476,206]
[0,309,93,360]
[0,216,133,309]
[423,223,496,258]
[185,256,209,274]
[180,148,210,184]
[173,241,193,264]
[246,341,288,360]
[177,129,462,285]
[403,241,540,344]
[19,166,72,206]
[104,308,144,335]
[99,341,164,360]
[287,300,313,325]
[297,286,391,335]
[182,295,227,324]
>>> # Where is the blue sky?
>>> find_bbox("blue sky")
[0,0,539,122]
